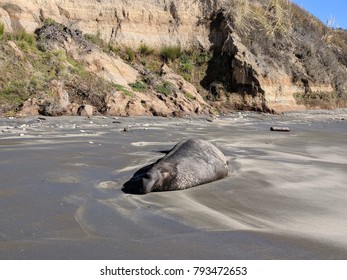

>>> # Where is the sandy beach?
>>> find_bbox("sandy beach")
[0,110,347,259]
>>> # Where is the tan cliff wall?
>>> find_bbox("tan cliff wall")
[0,0,223,49]
[1,0,346,115]
[204,8,345,112]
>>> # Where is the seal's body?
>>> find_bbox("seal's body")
[124,138,228,194]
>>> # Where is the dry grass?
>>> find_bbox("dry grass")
[226,0,293,37]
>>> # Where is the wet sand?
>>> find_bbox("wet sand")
[0,110,347,259]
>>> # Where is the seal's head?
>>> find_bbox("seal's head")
[140,163,176,193]
[140,168,161,194]
[122,162,176,194]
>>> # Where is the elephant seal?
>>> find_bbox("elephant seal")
[122,138,228,194]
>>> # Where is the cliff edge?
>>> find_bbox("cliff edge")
[1,0,346,116]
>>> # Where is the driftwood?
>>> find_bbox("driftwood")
[270,126,291,132]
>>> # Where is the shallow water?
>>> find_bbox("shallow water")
[0,111,347,259]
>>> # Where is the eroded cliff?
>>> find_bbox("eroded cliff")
[1,0,347,116]
[0,0,222,48]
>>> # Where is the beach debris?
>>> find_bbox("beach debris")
[270,126,291,132]
[77,104,93,118]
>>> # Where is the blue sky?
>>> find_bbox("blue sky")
[292,0,347,29]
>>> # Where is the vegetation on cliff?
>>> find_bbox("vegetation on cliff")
[0,22,115,116]
[220,0,347,108]
[0,0,347,116]
[0,19,211,116]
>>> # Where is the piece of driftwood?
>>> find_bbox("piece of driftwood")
[270,126,291,132]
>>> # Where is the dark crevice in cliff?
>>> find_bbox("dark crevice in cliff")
[201,10,230,91]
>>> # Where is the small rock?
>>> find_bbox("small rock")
[77,104,94,118]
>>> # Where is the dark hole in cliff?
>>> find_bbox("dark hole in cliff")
[201,10,232,94]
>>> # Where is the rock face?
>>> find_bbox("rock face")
[104,64,209,117]
[0,0,222,49]
[77,104,94,117]
[220,29,307,112]
[203,9,346,112]
[17,21,208,118]
[35,23,138,87]
[1,0,346,115]
[17,98,39,117]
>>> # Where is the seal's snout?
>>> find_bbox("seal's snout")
[141,173,155,194]
[122,177,148,194]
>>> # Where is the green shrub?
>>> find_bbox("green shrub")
[0,22,4,38]
[0,80,32,105]
[160,45,182,62]
[84,33,104,47]
[294,91,339,109]
[107,44,120,53]
[129,80,148,92]
[114,84,133,97]
[185,92,195,101]
[180,54,193,74]
[43,17,58,26]
[139,43,155,55]
[155,81,174,95]
[15,29,36,45]
[193,51,211,66]
[125,47,135,62]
